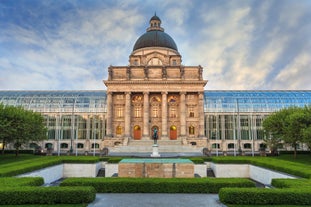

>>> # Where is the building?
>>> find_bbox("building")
[1,15,311,155]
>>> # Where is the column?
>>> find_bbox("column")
[180,92,186,137]
[124,92,131,138]
[143,92,150,139]
[106,92,113,137]
[161,92,168,139]
[198,92,205,137]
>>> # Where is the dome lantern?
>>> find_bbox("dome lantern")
[132,14,178,51]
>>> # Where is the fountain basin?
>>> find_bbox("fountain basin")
[118,158,194,178]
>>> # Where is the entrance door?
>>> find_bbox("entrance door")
[133,125,141,140]
[170,125,177,140]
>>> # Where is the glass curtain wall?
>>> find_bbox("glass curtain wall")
[0,91,107,154]
[204,91,311,153]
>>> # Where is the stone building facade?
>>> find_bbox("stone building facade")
[103,14,207,147]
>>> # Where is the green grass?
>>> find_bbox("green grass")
[0,205,87,207]
[228,205,307,207]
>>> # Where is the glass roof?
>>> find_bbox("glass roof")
[204,90,311,113]
[1,90,311,114]
[0,90,107,113]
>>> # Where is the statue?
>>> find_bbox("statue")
[152,128,158,144]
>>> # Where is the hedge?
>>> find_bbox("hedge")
[60,177,255,193]
[272,178,311,189]
[0,177,44,187]
[219,187,311,205]
[0,156,101,177]
[0,186,96,205]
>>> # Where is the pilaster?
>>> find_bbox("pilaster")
[161,92,168,139]
[143,92,150,139]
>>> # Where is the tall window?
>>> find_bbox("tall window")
[152,106,159,117]
[189,107,195,117]
[189,125,195,135]
[170,107,176,118]
[116,107,123,118]
[134,106,142,118]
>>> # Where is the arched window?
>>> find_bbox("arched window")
[189,125,195,135]
[243,143,252,149]
[228,143,235,149]
[91,143,99,149]
[148,57,163,65]
[45,143,53,149]
[60,143,68,149]
[77,143,84,149]
[212,143,220,149]
[29,143,38,149]
[116,126,122,135]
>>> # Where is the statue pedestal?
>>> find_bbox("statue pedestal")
[151,144,160,157]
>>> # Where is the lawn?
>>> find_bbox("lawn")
[1,153,310,206]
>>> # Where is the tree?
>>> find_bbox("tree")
[262,109,288,156]
[263,106,311,158]
[0,104,47,156]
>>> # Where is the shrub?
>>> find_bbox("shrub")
[272,178,311,188]
[107,157,123,163]
[0,186,96,205]
[189,157,205,164]
[60,177,255,193]
[0,177,44,188]
[219,187,311,205]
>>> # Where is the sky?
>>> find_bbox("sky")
[0,0,310,91]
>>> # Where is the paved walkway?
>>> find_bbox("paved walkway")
[88,193,227,207]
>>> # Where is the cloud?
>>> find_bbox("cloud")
[0,0,310,90]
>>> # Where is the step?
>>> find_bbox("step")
[109,145,202,153]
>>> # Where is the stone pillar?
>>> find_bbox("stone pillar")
[143,92,150,139]
[180,92,186,137]
[161,92,168,139]
[198,92,205,137]
[106,92,113,137]
[124,92,131,138]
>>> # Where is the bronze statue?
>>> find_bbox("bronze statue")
[153,128,158,144]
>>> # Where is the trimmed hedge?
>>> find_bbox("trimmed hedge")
[0,156,101,177]
[272,178,311,189]
[60,177,255,193]
[3,150,34,154]
[0,186,96,205]
[0,177,44,187]
[219,187,311,205]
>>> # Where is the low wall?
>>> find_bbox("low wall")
[63,163,102,178]
[249,165,297,185]
[211,163,249,178]
[18,162,103,184]
[105,163,118,177]
[17,164,63,184]
[210,163,297,185]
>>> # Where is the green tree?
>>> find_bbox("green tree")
[263,106,311,158]
[0,104,47,156]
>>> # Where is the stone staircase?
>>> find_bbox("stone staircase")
[109,139,203,153]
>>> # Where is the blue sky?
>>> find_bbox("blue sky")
[0,0,310,90]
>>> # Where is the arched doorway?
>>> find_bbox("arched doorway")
[170,125,177,140]
[133,125,142,140]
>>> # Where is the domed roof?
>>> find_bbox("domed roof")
[133,15,178,51]
[150,14,161,22]
[133,30,178,51]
